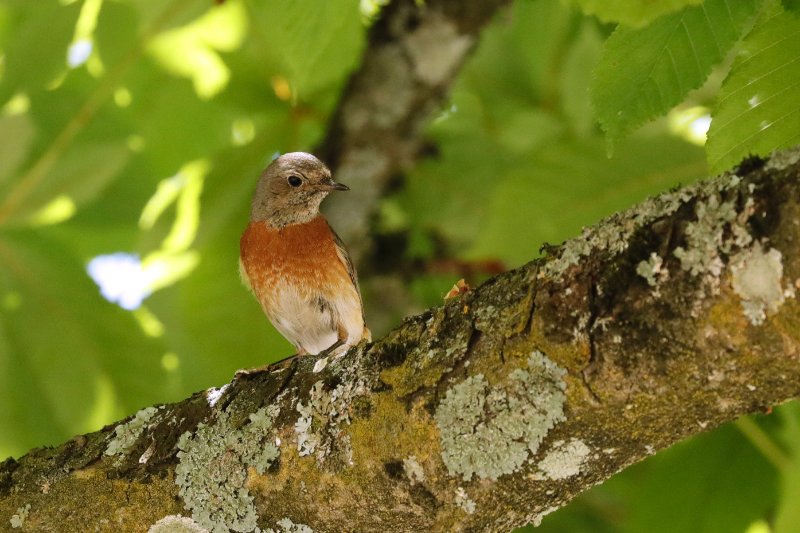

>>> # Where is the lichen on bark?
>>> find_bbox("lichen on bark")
[434,351,567,481]
[175,405,280,533]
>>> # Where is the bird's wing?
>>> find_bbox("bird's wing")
[330,226,361,295]
[327,222,364,311]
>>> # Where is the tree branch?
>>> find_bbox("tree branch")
[2,147,799,531]
[317,0,510,265]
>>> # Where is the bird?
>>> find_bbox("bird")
[239,152,370,360]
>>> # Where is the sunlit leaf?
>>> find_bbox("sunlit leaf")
[249,0,364,97]
[0,114,35,185]
[592,0,758,147]
[1,142,130,226]
[572,0,703,26]
[0,0,79,104]
[706,12,800,173]
[0,230,166,457]
[147,1,247,99]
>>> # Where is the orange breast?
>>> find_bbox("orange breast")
[240,216,350,303]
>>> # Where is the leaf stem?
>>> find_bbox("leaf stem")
[735,415,791,471]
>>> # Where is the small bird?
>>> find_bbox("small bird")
[239,152,370,358]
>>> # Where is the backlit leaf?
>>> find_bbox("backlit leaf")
[592,0,758,147]
[706,12,800,172]
[572,0,702,27]
[0,0,79,104]
[250,0,364,97]
[0,114,35,185]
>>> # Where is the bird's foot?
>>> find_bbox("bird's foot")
[234,352,302,378]
[312,341,351,373]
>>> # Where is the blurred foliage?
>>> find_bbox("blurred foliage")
[0,0,798,532]
[572,0,704,26]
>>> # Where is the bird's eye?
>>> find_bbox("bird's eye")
[287,175,302,187]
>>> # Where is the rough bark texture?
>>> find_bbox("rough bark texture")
[317,0,511,265]
[316,0,511,336]
[2,147,800,533]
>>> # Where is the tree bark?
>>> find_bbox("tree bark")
[317,0,510,264]
[315,0,512,335]
[2,147,799,532]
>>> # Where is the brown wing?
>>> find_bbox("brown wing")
[327,222,365,319]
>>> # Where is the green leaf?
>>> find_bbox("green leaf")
[706,12,800,173]
[781,0,800,14]
[461,0,574,105]
[250,0,364,97]
[775,460,800,533]
[0,114,35,185]
[128,0,213,33]
[573,0,703,27]
[0,142,130,227]
[775,403,800,533]
[618,425,776,533]
[592,0,758,146]
[0,229,166,458]
[94,1,140,68]
[0,0,79,104]
[561,21,603,137]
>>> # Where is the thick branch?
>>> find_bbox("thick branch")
[2,148,800,532]
[317,0,510,264]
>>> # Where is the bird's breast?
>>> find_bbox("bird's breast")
[240,217,347,300]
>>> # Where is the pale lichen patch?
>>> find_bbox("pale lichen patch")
[531,506,559,527]
[148,515,209,533]
[540,183,695,280]
[434,350,567,481]
[536,439,590,480]
[636,252,668,289]
[205,384,229,408]
[402,455,425,484]
[673,195,745,279]
[764,146,800,170]
[9,504,30,529]
[454,487,476,515]
[294,378,365,465]
[105,406,160,458]
[175,405,280,533]
[730,243,790,325]
[266,518,314,533]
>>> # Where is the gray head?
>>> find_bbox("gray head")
[250,152,349,227]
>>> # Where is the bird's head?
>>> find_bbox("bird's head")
[250,152,349,227]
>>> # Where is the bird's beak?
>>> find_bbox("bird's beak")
[322,179,349,192]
